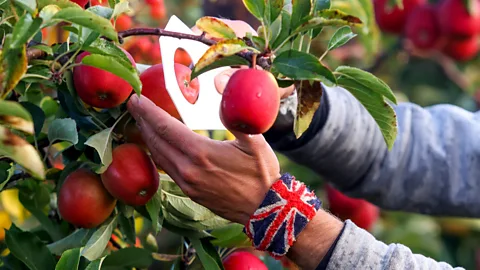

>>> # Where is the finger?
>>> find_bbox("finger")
[228,129,269,156]
[214,69,238,94]
[127,95,205,154]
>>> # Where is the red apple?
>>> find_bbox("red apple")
[442,35,479,61]
[222,251,268,270]
[70,0,88,7]
[140,63,199,120]
[405,5,441,50]
[115,14,132,32]
[220,69,280,134]
[150,2,166,20]
[437,0,480,37]
[373,0,427,34]
[174,48,193,67]
[101,144,159,206]
[73,48,136,109]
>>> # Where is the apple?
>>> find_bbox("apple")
[222,251,268,270]
[437,0,480,37]
[373,0,427,34]
[140,63,200,120]
[174,48,193,67]
[325,184,379,231]
[150,2,166,20]
[58,168,116,228]
[405,5,441,50]
[115,14,132,32]
[73,48,136,109]
[70,0,88,7]
[441,35,479,61]
[101,144,159,206]
[220,69,280,134]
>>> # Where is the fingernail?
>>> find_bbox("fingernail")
[131,94,141,106]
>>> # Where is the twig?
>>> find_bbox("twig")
[118,28,217,46]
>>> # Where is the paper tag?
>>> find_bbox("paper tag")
[137,15,228,130]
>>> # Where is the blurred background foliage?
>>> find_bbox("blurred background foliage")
[1,0,479,269]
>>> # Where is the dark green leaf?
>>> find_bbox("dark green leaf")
[12,0,37,14]
[210,223,251,248]
[30,44,53,55]
[189,238,224,270]
[118,215,136,246]
[327,25,357,51]
[83,39,131,67]
[272,10,292,49]
[85,258,106,270]
[51,7,118,42]
[102,247,154,268]
[290,0,311,29]
[10,14,42,49]
[273,50,336,85]
[242,0,265,21]
[47,229,93,256]
[0,161,14,191]
[84,127,113,173]
[20,102,45,137]
[264,0,284,25]
[191,55,249,80]
[81,216,117,261]
[335,68,397,149]
[81,54,140,95]
[40,96,59,119]
[48,118,79,145]
[146,187,162,234]
[55,248,81,270]
[5,224,56,270]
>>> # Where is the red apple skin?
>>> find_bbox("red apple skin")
[222,251,268,270]
[115,14,132,32]
[220,69,280,135]
[325,184,379,231]
[140,63,199,120]
[442,35,479,61]
[58,169,116,228]
[101,144,160,206]
[74,48,136,109]
[405,5,441,50]
[437,0,480,37]
[373,0,427,34]
[70,0,88,7]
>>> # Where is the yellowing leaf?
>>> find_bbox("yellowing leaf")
[0,100,34,134]
[0,39,28,98]
[195,17,237,39]
[293,9,363,35]
[1,189,30,223]
[0,125,45,179]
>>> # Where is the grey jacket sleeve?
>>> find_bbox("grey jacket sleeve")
[326,220,463,270]
[265,84,480,218]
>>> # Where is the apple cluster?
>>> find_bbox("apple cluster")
[374,0,480,61]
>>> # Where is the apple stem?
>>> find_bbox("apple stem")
[252,54,257,69]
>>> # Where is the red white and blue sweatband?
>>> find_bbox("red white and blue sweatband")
[244,173,322,258]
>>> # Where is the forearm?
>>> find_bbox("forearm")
[266,85,480,218]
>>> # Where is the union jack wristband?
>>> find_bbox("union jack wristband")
[244,173,322,258]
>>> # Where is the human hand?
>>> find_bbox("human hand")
[126,94,281,225]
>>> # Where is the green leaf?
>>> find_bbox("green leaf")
[84,127,113,173]
[87,5,114,19]
[313,0,331,11]
[327,25,357,51]
[118,214,136,246]
[210,223,251,248]
[189,238,224,270]
[12,0,37,14]
[335,68,397,149]
[20,102,46,137]
[195,16,237,39]
[264,0,284,25]
[0,161,14,191]
[272,10,292,49]
[81,216,117,261]
[102,247,154,269]
[55,248,81,270]
[81,54,140,95]
[39,5,61,27]
[146,187,162,234]
[37,0,81,9]
[291,0,311,29]
[112,0,131,17]
[0,37,28,98]
[51,7,118,42]
[0,125,45,179]
[335,66,397,104]
[47,229,93,255]
[10,14,42,49]
[190,55,249,80]
[48,118,79,145]
[85,257,106,270]
[191,39,259,79]
[40,96,59,119]
[5,224,56,270]
[30,44,53,55]
[0,100,34,134]
[293,9,362,35]
[273,50,336,85]
[84,39,132,66]
[242,0,265,21]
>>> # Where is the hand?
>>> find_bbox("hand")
[127,94,281,225]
